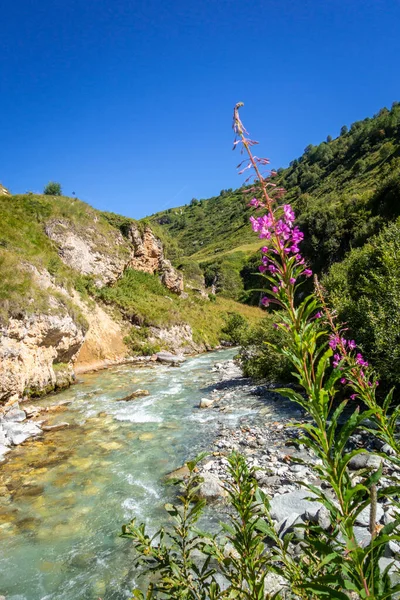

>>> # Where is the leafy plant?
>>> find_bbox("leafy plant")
[124,105,400,599]
[43,181,62,195]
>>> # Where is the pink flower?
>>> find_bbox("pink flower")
[303,269,312,277]
[249,198,261,207]
[259,265,267,273]
[348,340,356,350]
[340,378,347,384]
[272,286,279,293]
[290,277,296,284]
[329,335,340,350]
[333,353,341,368]
[283,204,295,223]
[350,394,357,400]
[356,353,368,368]
[261,296,269,307]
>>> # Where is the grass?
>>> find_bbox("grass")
[96,269,263,348]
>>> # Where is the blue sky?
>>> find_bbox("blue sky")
[1,0,399,219]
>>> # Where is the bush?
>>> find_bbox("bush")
[238,315,293,382]
[324,218,400,387]
[43,181,62,196]
[124,327,161,355]
[221,312,248,344]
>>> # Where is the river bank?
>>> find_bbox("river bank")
[190,359,400,580]
[0,348,265,599]
[0,349,398,599]
[0,350,193,463]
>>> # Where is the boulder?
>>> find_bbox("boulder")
[2,408,26,422]
[165,464,190,481]
[156,352,186,365]
[0,444,11,460]
[117,389,150,401]
[270,490,323,523]
[2,421,42,445]
[197,473,228,502]
[348,453,382,471]
[199,398,214,409]
[276,512,304,539]
[355,503,384,527]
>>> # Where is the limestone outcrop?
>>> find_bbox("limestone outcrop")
[45,219,184,294]
[128,224,183,293]
[0,312,85,401]
[127,224,163,273]
[149,324,204,354]
[0,183,11,196]
[0,215,188,403]
[45,219,127,286]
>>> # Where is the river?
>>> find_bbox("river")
[0,349,268,600]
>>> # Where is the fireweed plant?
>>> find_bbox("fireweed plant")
[122,106,400,599]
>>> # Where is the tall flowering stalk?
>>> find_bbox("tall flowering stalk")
[124,107,400,600]
[233,102,400,598]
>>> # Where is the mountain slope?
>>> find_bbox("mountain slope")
[0,193,262,402]
[148,102,400,298]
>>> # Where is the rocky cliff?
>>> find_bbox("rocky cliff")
[0,192,262,406]
[0,195,185,403]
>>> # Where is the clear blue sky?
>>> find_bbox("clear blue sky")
[1,0,399,219]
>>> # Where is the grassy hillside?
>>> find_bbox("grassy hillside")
[0,193,262,352]
[148,102,400,299]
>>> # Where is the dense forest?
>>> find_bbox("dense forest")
[148,102,400,388]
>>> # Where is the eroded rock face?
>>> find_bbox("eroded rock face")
[160,259,184,294]
[149,324,204,354]
[128,225,183,294]
[0,183,11,196]
[73,293,128,372]
[45,220,184,294]
[0,313,85,401]
[45,219,127,286]
[128,224,163,273]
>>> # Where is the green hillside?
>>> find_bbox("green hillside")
[148,102,400,299]
[0,193,262,353]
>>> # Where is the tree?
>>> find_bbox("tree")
[326,134,332,143]
[340,125,348,136]
[43,181,62,196]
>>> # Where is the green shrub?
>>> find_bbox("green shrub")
[238,315,293,382]
[221,312,248,344]
[43,181,62,196]
[124,326,161,356]
[324,218,400,387]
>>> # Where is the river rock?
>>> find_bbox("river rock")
[165,464,190,481]
[355,502,384,527]
[199,398,214,409]
[156,352,186,365]
[198,473,227,502]
[276,512,304,539]
[2,407,26,422]
[2,421,42,445]
[42,422,69,432]
[264,573,288,596]
[0,443,11,460]
[348,453,382,471]
[270,490,323,523]
[117,389,150,401]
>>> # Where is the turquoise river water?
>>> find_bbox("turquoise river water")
[0,349,271,600]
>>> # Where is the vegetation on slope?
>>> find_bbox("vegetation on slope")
[147,102,400,386]
[0,193,262,353]
[148,102,400,297]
